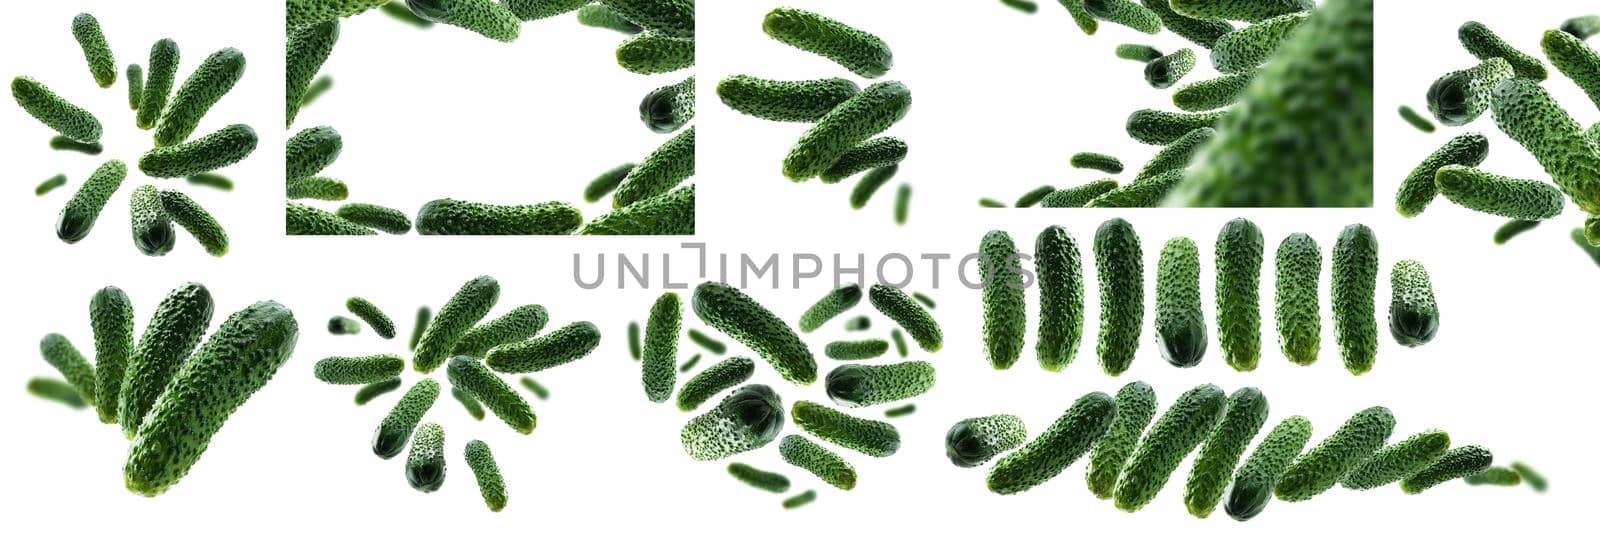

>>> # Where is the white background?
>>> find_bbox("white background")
[1,1,1596,532]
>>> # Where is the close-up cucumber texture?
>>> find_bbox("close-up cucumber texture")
[13,12,256,256]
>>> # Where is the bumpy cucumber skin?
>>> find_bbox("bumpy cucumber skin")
[336,203,413,234]
[1082,0,1162,34]
[783,490,818,508]
[286,126,342,181]
[1146,48,1196,88]
[1510,461,1548,492]
[36,174,68,196]
[1211,13,1309,74]
[824,339,888,360]
[1401,445,1493,494]
[119,282,214,439]
[717,75,859,123]
[641,76,694,134]
[1016,186,1057,207]
[617,32,693,74]
[643,292,681,402]
[158,189,229,257]
[155,48,246,147]
[314,355,404,385]
[124,301,298,497]
[1436,165,1566,220]
[1040,180,1118,208]
[1070,152,1124,174]
[682,384,785,461]
[580,184,695,235]
[130,185,176,257]
[127,66,143,110]
[448,357,536,434]
[1116,44,1163,62]
[598,0,694,39]
[416,199,582,235]
[286,21,338,127]
[410,306,432,351]
[1427,59,1513,127]
[287,202,376,235]
[1086,169,1188,207]
[505,0,590,21]
[57,160,127,244]
[13,76,101,143]
[1184,387,1269,517]
[868,284,943,353]
[1171,0,1311,22]
[781,434,856,489]
[1388,259,1439,347]
[1034,226,1084,371]
[286,0,389,29]
[728,462,790,493]
[792,400,901,457]
[980,231,1026,370]
[577,4,642,33]
[372,379,440,459]
[1174,73,1253,111]
[694,282,818,384]
[341,298,393,340]
[1137,127,1214,181]
[405,0,520,42]
[763,8,892,78]
[825,361,934,408]
[1492,79,1600,217]
[614,126,694,207]
[138,39,180,130]
[1126,109,1226,145]
[72,13,116,88]
[1086,382,1157,499]
[405,422,446,492]
[1564,15,1600,39]
[1215,218,1264,371]
[1155,237,1206,368]
[820,137,907,183]
[1395,133,1491,218]
[1225,415,1312,521]
[1341,429,1450,490]
[485,321,600,373]
[90,287,135,423]
[286,177,348,201]
[799,284,862,333]
[1142,0,1232,48]
[354,378,403,406]
[453,304,549,358]
[946,414,1027,468]
[1094,218,1144,376]
[1332,224,1379,375]
[1274,233,1321,365]
[677,357,755,412]
[413,276,500,373]
[328,316,361,335]
[1464,466,1521,486]
[583,163,635,203]
[464,440,506,511]
[28,377,87,408]
[1112,384,1226,511]
[1059,0,1101,35]
[1460,21,1547,80]
[140,124,258,178]
[1493,219,1540,244]
[1167,0,1374,207]
[1276,406,1395,501]
[784,81,912,180]
[41,334,97,411]
[381,2,434,27]
[889,329,909,356]
[1544,29,1600,123]
[987,392,1117,495]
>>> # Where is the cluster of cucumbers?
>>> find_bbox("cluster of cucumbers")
[634,281,944,509]
[1391,15,1600,267]
[284,1,694,236]
[25,283,297,496]
[310,275,599,511]
[981,218,1439,375]
[948,382,1540,521]
[991,0,1373,207]
[716,7,914,224]
[17,13,250,256]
